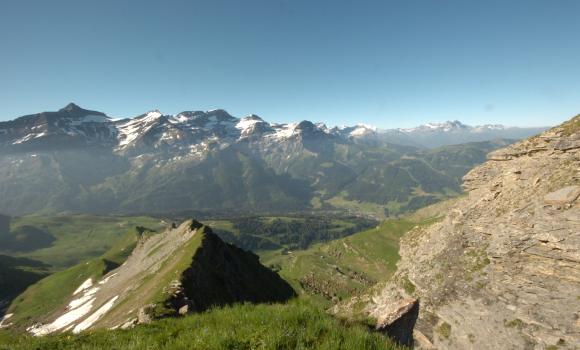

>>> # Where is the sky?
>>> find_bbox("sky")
[0,0,579,128]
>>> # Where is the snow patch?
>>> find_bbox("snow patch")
[236,117,261,131]
[400,120,469,133]
[73,296,119,333]
[0,314,13,328]
[12,133,35,145]
[28,297,95,336]
[268,123,299,139]
[117,111,164,148]
[173,114,190,123]
[472,124,506,132]
[68,287,98,310]
[73,278,93,295]
[99,273,118,285]
[27,278,103,336]
[349,124,376,137]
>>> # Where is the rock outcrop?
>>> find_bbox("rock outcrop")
[375,298,420,347]
[366,116,580,349]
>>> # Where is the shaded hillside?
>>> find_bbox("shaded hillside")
[179,226,296,313]
[0,216,56,252]
[0,255,49,313]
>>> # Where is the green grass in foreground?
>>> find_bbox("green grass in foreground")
[0,300,401,350]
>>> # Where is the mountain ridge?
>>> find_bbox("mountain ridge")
[5,220,295,334]
[0,104,547,152]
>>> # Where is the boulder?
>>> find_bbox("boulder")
[375,298,419,347]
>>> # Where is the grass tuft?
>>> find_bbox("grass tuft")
[0,300,402,350]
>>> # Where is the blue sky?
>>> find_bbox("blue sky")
[0,0,579,128]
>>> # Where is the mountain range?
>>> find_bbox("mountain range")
[0,104,547,216]
[379,120,547,148]
[0,103,546,152]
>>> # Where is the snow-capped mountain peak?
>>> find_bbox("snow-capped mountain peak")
[331,124,377,138]
[142,110,164,121]
[116,110,176,148]
[236,115,274,138]
[0,103,115,147]
[349,124,377,137]
[397,120,516,134]
[472,124,507,132]
[381,120,547,148]
[400,120,469,133]
[0,105,548,153]
[267,122,300,140]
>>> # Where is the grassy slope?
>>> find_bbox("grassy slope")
[6,227,153,328]
[0,300,401,350]
[559,114,579,136]
[2,215,164,269]
[260,217,438,303]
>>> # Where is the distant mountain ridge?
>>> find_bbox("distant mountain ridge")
[0,104,547,216]
[0,104,547,152]
[0,104,367,154]
[377,120,547,148]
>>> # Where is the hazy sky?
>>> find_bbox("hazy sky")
[1,0,579,128]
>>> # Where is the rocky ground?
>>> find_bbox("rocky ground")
[364,116,580,349]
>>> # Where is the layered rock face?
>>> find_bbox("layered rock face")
[367,116,580,349]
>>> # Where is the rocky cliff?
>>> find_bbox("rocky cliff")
[366,116,580,349]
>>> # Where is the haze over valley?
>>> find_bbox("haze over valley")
[0,103,545,218]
